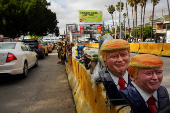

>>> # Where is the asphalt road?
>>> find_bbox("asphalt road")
[0,47,76,113]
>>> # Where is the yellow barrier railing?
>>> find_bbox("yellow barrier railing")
[66,54,131,113]
[130,43,140,53]
[137,43,163,56]
[77,43,170,57]
[160,43,170,56]
[77,43,99,49]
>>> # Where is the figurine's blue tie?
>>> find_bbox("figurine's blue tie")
[118,77,126,90]
[147,96,158,113]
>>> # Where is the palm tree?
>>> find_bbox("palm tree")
[116,2,124,38]
[133,0,140,41]
[143,0,148,28]
[167,0,170,20]
[125,0,131,42]
[128,0,134,39]
[140,0,144,41]
[123,13,126,35]
[107,5,115,37]
[151,0,160,40]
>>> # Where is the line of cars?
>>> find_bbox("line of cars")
[0,39,55,78]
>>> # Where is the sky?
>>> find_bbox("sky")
[46,0,170,35]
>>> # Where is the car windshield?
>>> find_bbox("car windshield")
[0,43,16,49]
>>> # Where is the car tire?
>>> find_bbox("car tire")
[34,57,38,67]
[45,51,48,56]
[42,52,45,59]
[22,62,28,78]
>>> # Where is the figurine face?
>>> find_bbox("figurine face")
[104,49,130,77]
[131,67,163,94]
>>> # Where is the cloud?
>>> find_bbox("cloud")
[47,0,169,35]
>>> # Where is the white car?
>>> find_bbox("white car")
[0,42,38,78]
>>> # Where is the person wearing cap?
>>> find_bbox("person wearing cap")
[99,39,131,106]
[120,54,169,113]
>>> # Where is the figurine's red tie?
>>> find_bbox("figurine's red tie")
[147,96,158,113]
[118,77,126,90]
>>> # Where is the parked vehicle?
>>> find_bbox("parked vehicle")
[44,41,52,53]
[145,38,155,42]
[0,42,38,78]
[21,39,48,59]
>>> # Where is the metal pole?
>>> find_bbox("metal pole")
[125,20,126,39]
[120,0,122,39]
[115,11,117,39]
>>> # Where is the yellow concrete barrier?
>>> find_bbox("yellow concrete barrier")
[77,43,99,48]
[137,43,150,54]
[130,43,139,53]
[160,43,170,56]
[149,43,163,56]
[66,54,131,113]
[137,43,163,55]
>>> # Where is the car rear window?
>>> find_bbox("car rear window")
[0,43,16,49]
[22,40,39,48]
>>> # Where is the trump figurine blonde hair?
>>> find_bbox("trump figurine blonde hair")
[100,39,130,64]
[128,54,163,78]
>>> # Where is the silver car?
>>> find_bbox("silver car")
[0,42,38,78]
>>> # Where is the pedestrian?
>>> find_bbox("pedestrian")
[57,42,62,64]
[99,39,131,106]
[61,42,66,65]
[120,54,169,113]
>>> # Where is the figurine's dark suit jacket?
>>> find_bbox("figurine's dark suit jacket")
[99,67,131,106]
[120,83,170,113]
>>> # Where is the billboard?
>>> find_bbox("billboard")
[66,24,77,33]
[84,26,97,34]
[79,10,103,23]
[104,19,119,26]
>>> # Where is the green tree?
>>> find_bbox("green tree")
[107,5,115,28]
[0,0,59,38]
[134,26,152,40]
[143,26,152,40]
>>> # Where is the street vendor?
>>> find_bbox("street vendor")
[120,54,169,113]
[99,39,131,106]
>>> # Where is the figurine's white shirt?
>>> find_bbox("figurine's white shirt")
[107,68,128,89]
[132,82,158,107]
